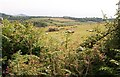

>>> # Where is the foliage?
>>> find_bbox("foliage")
[2,19,45,76]
[33,21,47,27]
[2,19,43,58]
[2,11,120,77]
[77,12,120,77]
[8,51,41,75]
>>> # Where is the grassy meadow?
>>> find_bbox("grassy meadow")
[34,18,105,50]
[30,18,106,63]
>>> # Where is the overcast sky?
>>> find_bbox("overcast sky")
[0,0,119,18]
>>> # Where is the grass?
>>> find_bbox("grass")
[38,22,105,50]
[34,22,106,76]
[26,17,106,57]
[29,17,75,22]
[28,17,81,26]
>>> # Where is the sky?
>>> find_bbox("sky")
[0,0,119,18]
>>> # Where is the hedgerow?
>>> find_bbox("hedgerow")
[2,11,120,77]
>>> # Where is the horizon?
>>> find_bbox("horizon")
[0,12,116,19]
[0,0,118,18]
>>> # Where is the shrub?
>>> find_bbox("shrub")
[2,20,44,76]
[2,20,43,58]
[33,22,47,27]
[8,51,44,76]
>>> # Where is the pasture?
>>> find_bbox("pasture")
[36,20,105,50]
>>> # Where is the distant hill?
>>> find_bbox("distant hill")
[0,13,12,19]
[0,12,114,22]
[0,13,30,20]
[14,14,28,17]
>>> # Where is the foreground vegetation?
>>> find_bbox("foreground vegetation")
[1,12,120,77]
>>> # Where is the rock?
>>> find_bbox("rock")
[46,28,59,32]
[65,30,74,33]
[86,29,94,32]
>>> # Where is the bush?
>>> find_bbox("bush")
[33,22,47,27]
[2,20,43,58]
[2,20,44,76]
[8,51,41,75]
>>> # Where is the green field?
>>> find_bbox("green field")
[28,17,82,26]
[33,18,105,49]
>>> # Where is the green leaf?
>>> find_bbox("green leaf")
[110,59,119,65]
